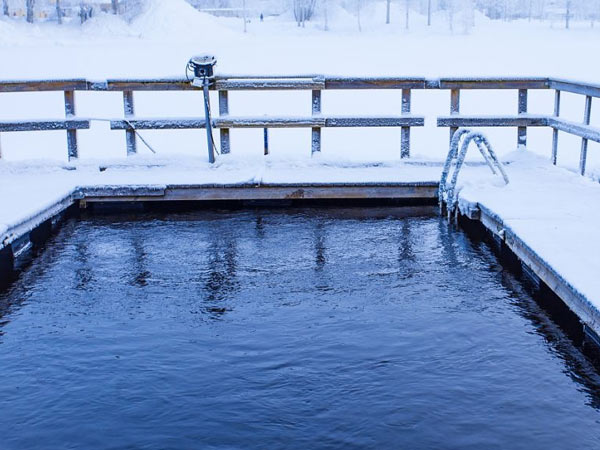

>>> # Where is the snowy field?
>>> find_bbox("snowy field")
[0,0,599,175]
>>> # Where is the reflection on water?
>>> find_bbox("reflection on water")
[0,207,600,450]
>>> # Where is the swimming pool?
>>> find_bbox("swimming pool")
[1,207,599,449]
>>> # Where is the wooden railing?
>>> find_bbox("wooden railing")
[1,76,599,175]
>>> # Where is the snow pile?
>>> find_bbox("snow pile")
[131,0,234,41]
[82,13,135,38]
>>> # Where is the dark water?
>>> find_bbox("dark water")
[1,207,600,450]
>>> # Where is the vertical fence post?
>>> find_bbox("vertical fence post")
[123,91,137,156]
[579,95,592,176]
[264,128,269,155]
[450,89,460,145]
[518,89,528,148]
[401,89,411,158]
[551,90,561,165]
[218,90,230,154]
[311,89,321,154]
[64,90,78,160]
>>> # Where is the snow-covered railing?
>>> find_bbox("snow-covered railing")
[0,76,599,174]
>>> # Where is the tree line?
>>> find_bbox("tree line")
[2,0,599,30]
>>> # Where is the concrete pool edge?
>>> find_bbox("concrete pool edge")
[1,182,599,348]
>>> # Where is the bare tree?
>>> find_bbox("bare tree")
[2,0,8,16]
[323,0,329,30]
[427,0,431,26]
[293,0,317,27]
[357,0,362,31]
[112,0,119,14]
[565,0,571,29]
[26,0,35,23]
[386,0,391,24]
[405,0,409,29]
[242,0,247,32]
[56,0,63,24]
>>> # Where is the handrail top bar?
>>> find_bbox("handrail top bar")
[548,78,600,98]
[0,76,599,94]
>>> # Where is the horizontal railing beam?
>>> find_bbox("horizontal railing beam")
[215,78,325,90]
[0,79,89,93]
[324,78,427,89]
[110,116,426,130]
[0,119,90,132]
[437,115,548,127]
[548,79,600,98]
[547,117,600,143]
[105,79,194,91]
[437,78,549,90]
[0,77,580,93]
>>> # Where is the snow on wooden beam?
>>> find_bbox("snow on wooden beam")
[215,78,325,90]
[0,119,90,132]
[110,116,426,130]
[438,78,549,90]
[105,79,195,91]
[548,79,600,98]
[437,115,548,127]
[547,117,600,143]
[324,77,427,89]
[0,79,90,92]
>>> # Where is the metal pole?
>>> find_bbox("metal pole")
[203,78,216,164]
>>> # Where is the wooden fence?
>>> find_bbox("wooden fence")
[0,76,599,175]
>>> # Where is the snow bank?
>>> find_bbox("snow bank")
[131,0,233,41]
[82,13,134,38]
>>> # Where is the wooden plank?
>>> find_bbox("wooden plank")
[325,77,426,90]
[123,91,137,156]
[548,79,600,98]
[312,89,321,154]
[82,182,439,202]
[218,90,230,154]
[111,116,425,130]
[106,78,194,91]
[324,116,424,127]
[215,78,325,90]
[437,115,548,127]
[0,119,90,132]
[64,90,78,160]
[439,78,549,90]
[547,117,600,143]
[0,79,89,93]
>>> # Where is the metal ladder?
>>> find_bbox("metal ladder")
[439,129,509,218]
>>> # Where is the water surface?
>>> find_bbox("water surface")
[1,208,600,449]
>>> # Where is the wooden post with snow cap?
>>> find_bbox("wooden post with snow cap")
[579,96,592,175]
[551,90,561,165]
[401,89,411,158]
[518,89,528,148]
[218,90,230,154]
[450,88,460,145]
[311,87,322,154]
[64,91,78,160]
[123,91,137,156]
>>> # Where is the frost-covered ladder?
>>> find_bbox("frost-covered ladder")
[439,128,509,217]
